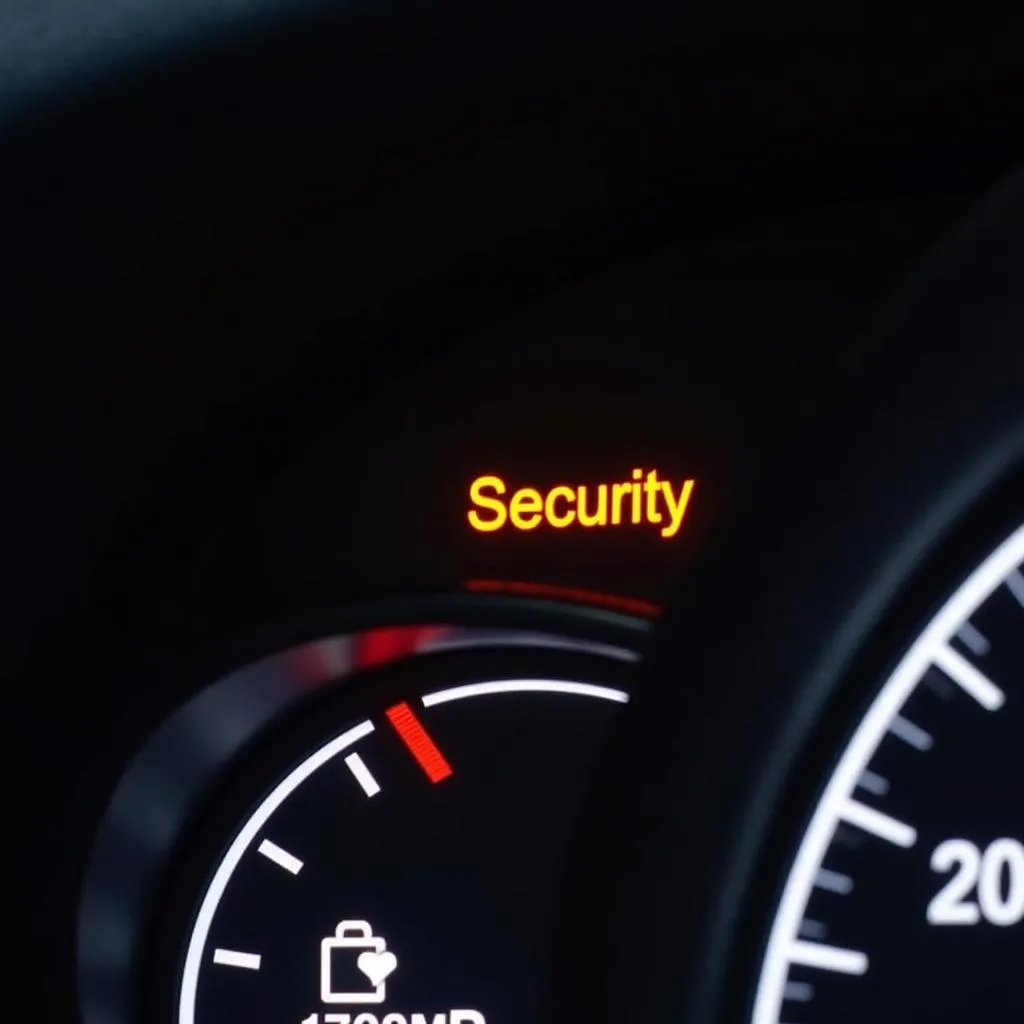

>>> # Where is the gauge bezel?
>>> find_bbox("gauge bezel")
[76,593,649,1024]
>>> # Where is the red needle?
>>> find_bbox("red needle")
[385,701,454,783]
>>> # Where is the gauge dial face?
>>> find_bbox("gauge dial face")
[175,650,629,1024]
[753,521,1024,1022]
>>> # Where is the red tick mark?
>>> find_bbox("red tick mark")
[385,701,453,783]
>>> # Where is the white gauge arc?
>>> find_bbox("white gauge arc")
[752,521,1024,1024]
[178,677,628,1024]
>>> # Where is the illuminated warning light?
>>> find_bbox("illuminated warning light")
[385,701,454,783]
[467,470,695,539]
[465,579,661,618]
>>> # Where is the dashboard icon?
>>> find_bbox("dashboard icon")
[320,921,398,1005]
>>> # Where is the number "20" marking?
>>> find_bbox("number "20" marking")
[927,838,1024,927]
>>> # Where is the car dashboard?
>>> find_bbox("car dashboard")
[3,4,1024,1024]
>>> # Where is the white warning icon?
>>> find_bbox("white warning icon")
[302,919,485,1024]
[320,921,398,1005]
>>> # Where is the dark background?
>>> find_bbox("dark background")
[5,2,1024,628]
[4,3,1024,1022]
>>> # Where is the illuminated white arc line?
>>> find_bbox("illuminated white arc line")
[179,719,374,1024]
[752,521,1024,1024]
[181,676,633,1024]
[933,643,1005,710]
[421,679,629,706]
[788,940,868,975]
[212,949,261,970]
[344,752,381,797]
[256,839,303,875]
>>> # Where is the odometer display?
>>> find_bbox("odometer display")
[754,522,1024,1022]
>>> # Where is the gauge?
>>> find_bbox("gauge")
[533,166,1024,1024]
[176,650,627,1024]
[752,520,1024,1022]
[89,610,645,1024]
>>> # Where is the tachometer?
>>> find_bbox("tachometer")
[179,665,626,1024]
[84,610,642,1024]
[754,521,1024,1022]
[77,602,647,1024]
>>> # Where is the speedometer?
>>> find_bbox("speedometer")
[539,172,1024,1024]
[754,520,1024,1022]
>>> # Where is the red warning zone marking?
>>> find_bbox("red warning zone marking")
[385,701,454,783]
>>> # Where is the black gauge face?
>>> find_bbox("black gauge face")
[753,522,1024,1022]
[174,646,631,1024]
